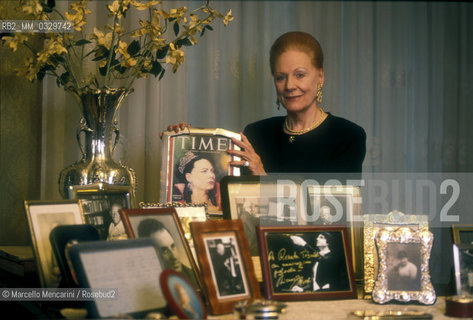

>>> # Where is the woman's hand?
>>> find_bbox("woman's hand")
[159,122,191,139]
[228,132,266,175]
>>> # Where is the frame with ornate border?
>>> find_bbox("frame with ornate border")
[160,127,241,216]
[363,210,429,295]
[372,227,436,305]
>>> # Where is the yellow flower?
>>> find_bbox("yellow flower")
[223,9,234,26]
[90,27,113,49]
[165,42,185,72]
[65,0,91,31]
[22,0,43,17]
[115,40,137,68]
[131,0,160,11]
[2,34,29,52]
[107,0,131,18]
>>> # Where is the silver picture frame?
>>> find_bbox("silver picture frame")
[372,226,436,305]
[363,210,429,294]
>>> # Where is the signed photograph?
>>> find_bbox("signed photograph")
[257,225,356,300]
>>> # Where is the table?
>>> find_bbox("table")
[208,297,463,320]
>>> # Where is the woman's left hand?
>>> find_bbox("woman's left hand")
[228,132,266,175]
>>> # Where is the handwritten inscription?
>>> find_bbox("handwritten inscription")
[267,244,319,293]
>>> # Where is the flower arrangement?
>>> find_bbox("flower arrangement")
[0,0,233,91]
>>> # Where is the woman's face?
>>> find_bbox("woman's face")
[273,49,324,114]
[316,234,328,247]
[186,159,215,191]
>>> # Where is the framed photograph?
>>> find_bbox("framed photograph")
[452,224,473,245]
[69,183,132,240]
[119,207,201,290]
[190,219,261,315]
[372,227,436,305]
[49,224,100,288]
[305,185,362,285]
[139,202,208,262]
[453,243,473,297]
[160,127,241,215]
[68,238,167,319]
[24,200,85,288]
[160,269,207,319]
[363,210,429,294]
[256,225,357,301]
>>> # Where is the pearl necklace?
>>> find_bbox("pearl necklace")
[284,109,327,143]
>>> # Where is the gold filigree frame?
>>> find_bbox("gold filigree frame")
[372,227,436,305]
[363,210,429,294]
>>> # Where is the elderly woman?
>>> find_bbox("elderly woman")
[167,31,366,175]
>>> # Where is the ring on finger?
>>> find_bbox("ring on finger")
[244,160,250,167]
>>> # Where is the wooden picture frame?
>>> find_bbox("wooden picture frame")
[119,207,201,290]
[363,210,429,294]
[69,183,133,240]
[139,202,208,262]
[24,200,85,288]
[190,219,261,315]
[452,224,473,245]
[256,225,357,301]
[452,243,473,297]
[160,269,207,319]
[372,227,436,305]
[160,127,241,215]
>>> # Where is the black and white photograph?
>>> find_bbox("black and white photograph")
[386,243,422,291]
[257,226,356,300]
[205,235,248,299]
[122,209,200,289]
[79,193,129,240]
[24,201,85,288]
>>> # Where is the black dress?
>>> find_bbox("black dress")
[243,113,366,175]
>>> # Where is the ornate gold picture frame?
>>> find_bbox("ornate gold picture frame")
[363,210,429,294]
[372,227,436,305]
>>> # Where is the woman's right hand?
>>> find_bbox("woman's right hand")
[159,122,191,139]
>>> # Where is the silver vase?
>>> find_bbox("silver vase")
[58,87,136,198]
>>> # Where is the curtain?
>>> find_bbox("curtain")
[41,1,473,201]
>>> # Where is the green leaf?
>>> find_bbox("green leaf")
[173,21,179,36]
[127,40,141,56]
[114,64,127,74]
[176,38,192,47]
[158,68,166,80]
[205,25,214,31]
[75,39,91,46]
[93,45,109,61]
[150,61,162,77]
[60,71,70,85]
[156,46,169,59]
[99,66,107,76]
